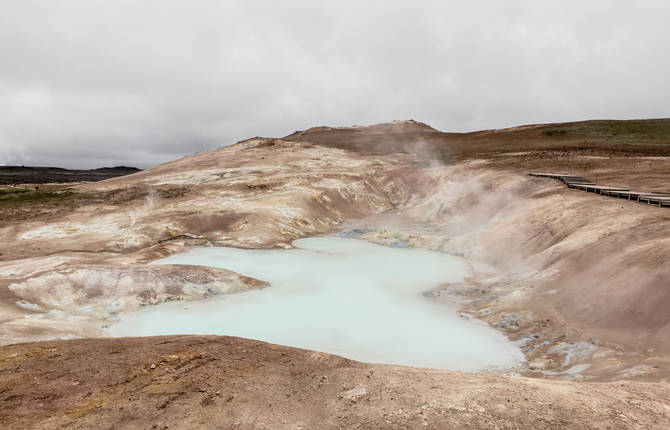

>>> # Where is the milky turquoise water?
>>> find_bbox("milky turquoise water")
[108,237,523,371]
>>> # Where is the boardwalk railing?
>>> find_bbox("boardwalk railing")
[529,173,670,208]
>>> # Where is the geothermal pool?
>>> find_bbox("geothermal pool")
[108,237,523,371]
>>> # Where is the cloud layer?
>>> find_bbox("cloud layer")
[1,0,669,168]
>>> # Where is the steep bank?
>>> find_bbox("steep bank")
[351,161,670,381]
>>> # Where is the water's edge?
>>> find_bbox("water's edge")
[107,236,525,372]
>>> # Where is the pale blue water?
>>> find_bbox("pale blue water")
[108,237,523,371]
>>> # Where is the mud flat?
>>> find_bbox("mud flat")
[108,237,524,371]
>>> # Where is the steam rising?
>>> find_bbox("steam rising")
[108,237,523,371]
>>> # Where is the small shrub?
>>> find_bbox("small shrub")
[543,129,567,136]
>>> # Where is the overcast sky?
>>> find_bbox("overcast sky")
[1,0,669,168]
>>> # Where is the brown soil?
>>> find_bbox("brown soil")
[2,336,669,430]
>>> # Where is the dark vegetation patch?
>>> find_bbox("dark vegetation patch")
[180,212,246,235]
[0,188,30,195]
[253,139,277,148]
[555,119,670,144]
[156,186,189,199]
[0,186,80,206]
[0,185,152,224]
[247,183,269,190]
[0,165,141,185]
[102,187,150,204]
[0,186,93,223]
[0,182,191,226]
[543,129,567,136]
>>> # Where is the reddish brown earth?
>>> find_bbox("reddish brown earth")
[1,118,670,428]
[2,336,670,430]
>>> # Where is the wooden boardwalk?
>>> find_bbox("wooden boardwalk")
[529,173,670,208]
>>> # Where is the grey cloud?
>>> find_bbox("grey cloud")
[0,0,669,168]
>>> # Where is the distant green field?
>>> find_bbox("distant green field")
[543,119,670,144]
[0,190,75,206]
[0,188,30,195]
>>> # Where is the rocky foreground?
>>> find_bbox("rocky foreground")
[2,336,669,429]
[1,119,670,428]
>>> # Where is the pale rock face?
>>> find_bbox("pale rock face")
[8,265,267,314]
[0,137,420,346]
[7,139,416,257]
[3,264,268,344]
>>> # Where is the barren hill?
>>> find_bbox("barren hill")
[1,119,670,428]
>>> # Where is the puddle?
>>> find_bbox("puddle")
[107,237,524,371]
